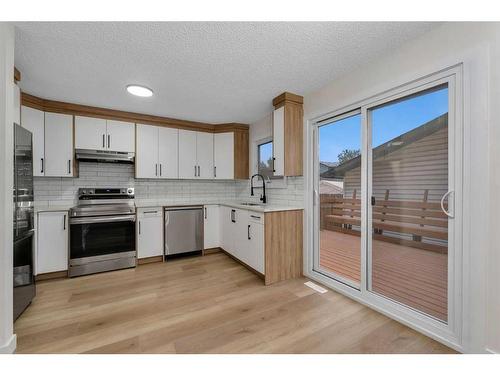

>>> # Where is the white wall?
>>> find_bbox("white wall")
[302,22,499,353]
[0,23,16,354]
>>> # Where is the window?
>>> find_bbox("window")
[257,140,274,179]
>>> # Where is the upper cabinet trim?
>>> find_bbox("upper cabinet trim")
[272,92,304,108]
[21,93,249,134]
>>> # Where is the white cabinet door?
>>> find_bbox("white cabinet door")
[75,116,106,150]
[196,132,214,179]
[214,132,234,179]
[158,127,179,179]
[136,124,159,179]
[234,209,249,262]
[178,129,198,179]
[247,221,265,274]
[106,120,135,152]
[220,206,233,254]
[21,106,45,176]
[37,211,68,274]
[13,83,20,125]
[203,205,219,249]
[137,207,163,259]
[273,106,285,176]
[44,112,74,177]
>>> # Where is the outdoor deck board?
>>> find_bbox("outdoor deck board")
[319,230,448,322]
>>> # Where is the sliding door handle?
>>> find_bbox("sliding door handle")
[440,190,454,218]
[272,157,276,172]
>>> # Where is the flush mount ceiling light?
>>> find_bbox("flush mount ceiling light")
[126,84,153,97]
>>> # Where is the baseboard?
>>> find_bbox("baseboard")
[203,247,222,255]
[220,249,265,280]
[0,334,16,354]
[35,270,68,282]
[137,255,163,265]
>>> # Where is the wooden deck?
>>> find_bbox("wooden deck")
[319,230,448,322]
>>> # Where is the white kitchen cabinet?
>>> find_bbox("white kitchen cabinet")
[21,106,45,176]
[136,124,159,178]
[106,120,135,153]
[214,132,234,179]
[220,206,234,255]
[75,116,135,153]
[246,215,265,274]
[136,124,178,179]
[233,209,249,261]
[272,106,285,176]
[158,127,179,178]
[75,116,107,150]
[197,132,214,179]
[137,207,163,259]
[178,129,198,179]
[13,83,20,125]
[44,112,74,177]
[37,211,68,274]
[203,205,220,249]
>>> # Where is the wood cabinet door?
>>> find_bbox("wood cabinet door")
[75,116,107,150]
[137,208,163,259]
[178,129,198,179]
[272,107,285,176]
[214,132,234,179]
[158,127,179,179]
[136,124,159,179]
[106,120,135,152]
[37,212,68,274]
[21,106,45,176]
[44,112,74,177]
[203,205,220,249]
[196,132,214,179]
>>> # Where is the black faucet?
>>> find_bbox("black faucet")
[250,174,267,204]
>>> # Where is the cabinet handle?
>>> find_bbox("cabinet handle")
[250,215,261,219]
[248,224,251,240]
[159,164,162,177]
[197,165,200,177]
[138,220,141,235]
[102,134,105,148]
[108,134,111,148]
[155,163,158,176]
[68,160,71,174]
[41,158,44,174]
[143,211,157,214]
[231,209,236,223]
[214,166,216,178]
[63,214,66,230]
[194,165,197,177]
[204,207,207,219]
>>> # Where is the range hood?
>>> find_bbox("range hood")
[75,149,135,164]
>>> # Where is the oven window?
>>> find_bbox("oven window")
[70,221,135,259]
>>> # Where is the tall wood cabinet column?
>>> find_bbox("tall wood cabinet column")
[272,92,304,177]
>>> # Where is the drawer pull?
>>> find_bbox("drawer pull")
[250,215,261,219]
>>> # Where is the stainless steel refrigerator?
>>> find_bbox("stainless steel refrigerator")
[13,123,36,321]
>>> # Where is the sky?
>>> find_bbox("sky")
[319,86,449,163]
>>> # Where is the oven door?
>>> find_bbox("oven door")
[70,215,136,259]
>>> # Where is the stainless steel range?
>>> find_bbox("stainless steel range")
[69,187,136,277]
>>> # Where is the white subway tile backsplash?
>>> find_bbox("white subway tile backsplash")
[34,162,304,206]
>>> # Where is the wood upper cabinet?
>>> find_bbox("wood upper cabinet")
[21,106,45,176]
[75,116,135,153]
[44,112,74,177]
[136,124,178,179]
[272,92,304,177]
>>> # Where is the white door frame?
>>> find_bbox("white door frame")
[308,65,463,350]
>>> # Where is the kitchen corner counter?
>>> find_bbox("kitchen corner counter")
[134,199,303,213]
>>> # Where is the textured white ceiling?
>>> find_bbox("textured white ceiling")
[14,22,439,124]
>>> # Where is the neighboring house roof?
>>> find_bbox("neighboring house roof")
[321,113,448,179]
[319,180,344,195]
[319,161,338,175]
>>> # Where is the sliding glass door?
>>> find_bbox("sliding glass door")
[367,84,450,322]
[313,72,459,329]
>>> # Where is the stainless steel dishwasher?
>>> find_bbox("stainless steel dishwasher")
[164,206,204,257]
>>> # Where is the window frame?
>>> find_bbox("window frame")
[255,136,287,189]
